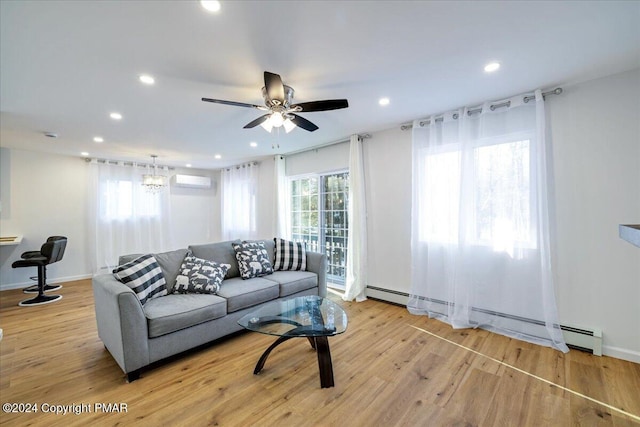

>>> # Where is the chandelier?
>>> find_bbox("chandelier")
[142,155,167,193]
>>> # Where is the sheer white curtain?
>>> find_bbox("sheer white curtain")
[408,90,568,352]
[274,155,291,239]
[343,134,368,302]
[221,162,259,240]
[88,160,173,273]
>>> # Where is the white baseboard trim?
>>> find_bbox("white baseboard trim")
[0,274,93,291]
[602,345,640,364]
[366,285,640,364]
[366,286,409,305]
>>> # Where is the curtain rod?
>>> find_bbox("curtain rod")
[221,160,259,172]
[400,87,563,130]
[284,133,372,157]
[84,157,175,170]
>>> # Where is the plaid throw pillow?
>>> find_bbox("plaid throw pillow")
[174,255,230,295]
[113,254,167,305]
[273,238,307,271]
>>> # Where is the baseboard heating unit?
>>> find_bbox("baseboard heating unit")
[366,286,603,356]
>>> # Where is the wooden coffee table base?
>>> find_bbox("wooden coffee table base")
[253,334,335,388]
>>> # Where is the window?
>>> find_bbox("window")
[101,180,161,220]
[290,172,349,285]
[420,135,535,250]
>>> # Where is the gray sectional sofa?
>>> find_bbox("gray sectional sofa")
[92,239,327,382]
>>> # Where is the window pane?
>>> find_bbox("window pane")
[474,139,532,245]
[292,195,301,210]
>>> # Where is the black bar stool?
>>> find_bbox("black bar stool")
[12,237,67,307]
[21,236,66,294]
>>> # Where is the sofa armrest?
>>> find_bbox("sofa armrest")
[92,274,150,375]
[305,251,327,298]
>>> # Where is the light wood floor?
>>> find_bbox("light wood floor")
[0,279,639,427]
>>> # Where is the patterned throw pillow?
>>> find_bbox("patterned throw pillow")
[232,241,274,279]
[174,255,230,294]
[273,238,307,271]
[113,254,167,305]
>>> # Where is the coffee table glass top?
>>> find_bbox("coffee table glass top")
[238,295,347,337]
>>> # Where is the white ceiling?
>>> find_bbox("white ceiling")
[1,1,639,169]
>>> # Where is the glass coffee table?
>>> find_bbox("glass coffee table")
[238,295,347,388]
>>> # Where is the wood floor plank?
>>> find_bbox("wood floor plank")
[1,280,639,426]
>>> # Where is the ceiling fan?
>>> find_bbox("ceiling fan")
[202,71,349,133]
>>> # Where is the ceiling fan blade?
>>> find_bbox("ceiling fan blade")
[293,99,349,112]
[202,98,266,110]
[290,114,319,132]
[243,114,271,129]
[264,71,285,104]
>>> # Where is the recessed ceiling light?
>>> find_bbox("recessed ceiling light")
[81,152,89,156]
[214,154,221,159]
[379,97,390,106]
[250,141,258,148]
[110,112,122,120]
[200,1,221,13]
[186,163,192,168]
[93,136,104,143]
[484,62,500,73]
[139,74,155,85]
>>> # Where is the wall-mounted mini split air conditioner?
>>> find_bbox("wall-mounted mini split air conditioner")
[173,174,212,189]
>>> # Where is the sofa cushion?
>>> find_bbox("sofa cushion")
[189,240,240,279]
[232,241,274,279]
[143,293,227,338]
[174,255,230,295]
[112,254,167,305]
[154,248,191,293]
[217,277,279,313]
[265,271,318,297]
[273,238,307,271]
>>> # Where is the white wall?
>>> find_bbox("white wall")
[170,170,221,247]
[0,148,221,289]
[286,142,350,176]
[363,127,412,294]
[549,69,640,361]
[0,149,91,287]
[255,156,276,239]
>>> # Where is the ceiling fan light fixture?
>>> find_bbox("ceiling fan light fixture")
[270,112,285,128]
[283,118,296,133]
[260,116,274,132]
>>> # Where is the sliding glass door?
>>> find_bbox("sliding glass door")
[290,171,349,286]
